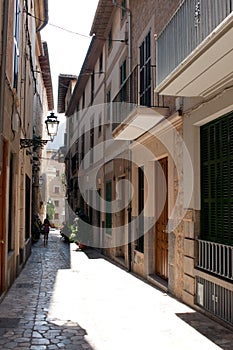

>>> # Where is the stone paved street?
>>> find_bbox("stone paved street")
[0,230,233,349]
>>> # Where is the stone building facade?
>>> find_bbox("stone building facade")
[156,0,233,325]
[60,0,233,327]
[0,0,53,298]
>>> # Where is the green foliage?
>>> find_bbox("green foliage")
[60,173,66,191]
[46,201,55,220]
[69,218,79,243]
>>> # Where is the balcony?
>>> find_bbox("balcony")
[112,65,169,140]
[197,240,233,281]
[156,0,233,97]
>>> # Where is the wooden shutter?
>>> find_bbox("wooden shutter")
[201,112,233,245]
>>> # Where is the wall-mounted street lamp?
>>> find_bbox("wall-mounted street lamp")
[45,112,59,142]
[20,112,59,149]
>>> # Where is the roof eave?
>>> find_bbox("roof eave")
[39,41,54,111]
[57,74,78,114]
[90,0,114,37]
[35,0,49,32]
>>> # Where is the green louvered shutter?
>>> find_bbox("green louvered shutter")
[201,112,233,245]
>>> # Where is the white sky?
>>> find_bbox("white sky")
[41,0,99,114]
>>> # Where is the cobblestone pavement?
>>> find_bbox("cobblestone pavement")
[0,230,233,349]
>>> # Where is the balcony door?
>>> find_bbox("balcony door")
[139,31,151,107]
[116,176,127,259]
[155,157,168,280]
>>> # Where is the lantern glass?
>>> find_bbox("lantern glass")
[45,112,59,140]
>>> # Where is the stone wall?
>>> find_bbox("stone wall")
[182,209,200,306]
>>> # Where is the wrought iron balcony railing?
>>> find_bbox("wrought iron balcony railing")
[156,0,233,87]
[198,239,233,281]
[112,65,161,131]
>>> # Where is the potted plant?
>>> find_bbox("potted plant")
[69,218,79,243]
[69,218,87,249]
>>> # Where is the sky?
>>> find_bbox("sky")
[41,0,99,114]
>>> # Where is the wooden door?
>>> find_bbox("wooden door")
[0,140,7,294]
[119,176,126,257]
[155,157,168,280]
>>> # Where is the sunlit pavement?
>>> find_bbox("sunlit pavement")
[0,231,233,349]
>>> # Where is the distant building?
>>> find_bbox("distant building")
[41,149,66,227]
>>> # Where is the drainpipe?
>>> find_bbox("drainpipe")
[0,0,9,174]
[112,0,132,271]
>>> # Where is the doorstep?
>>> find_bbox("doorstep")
[148,274,168,293]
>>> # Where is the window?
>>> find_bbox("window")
[82,91,85,109]
[121,0,127,18]
[56,170,60,177]
[201,112,233,245]
[54,186,60,194]
[139,31,151,107]
[107,89,111,121]
[108,29,112,53]
[90,120,94,164]
[98,113,102,136]
[54,200,59,207]
[54,213,59,220]
[91,70,95,104]
[106,181,112,234]
[120,60,127,102]
[136,166,144,252]
[99,52,103,74]
[120,59,127,85]
[81,127,85,162]
[13,0,20,89]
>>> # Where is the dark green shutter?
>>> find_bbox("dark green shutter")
[201,112,233,245]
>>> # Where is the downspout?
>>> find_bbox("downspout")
[112,0,132,272]
[0,0,9,174]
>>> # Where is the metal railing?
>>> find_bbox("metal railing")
[196,276,233,325]
[156,0,233,86]
[112,65,160,131]
[198,240,233,280]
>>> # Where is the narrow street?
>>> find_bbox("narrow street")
[0,231,233,350]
